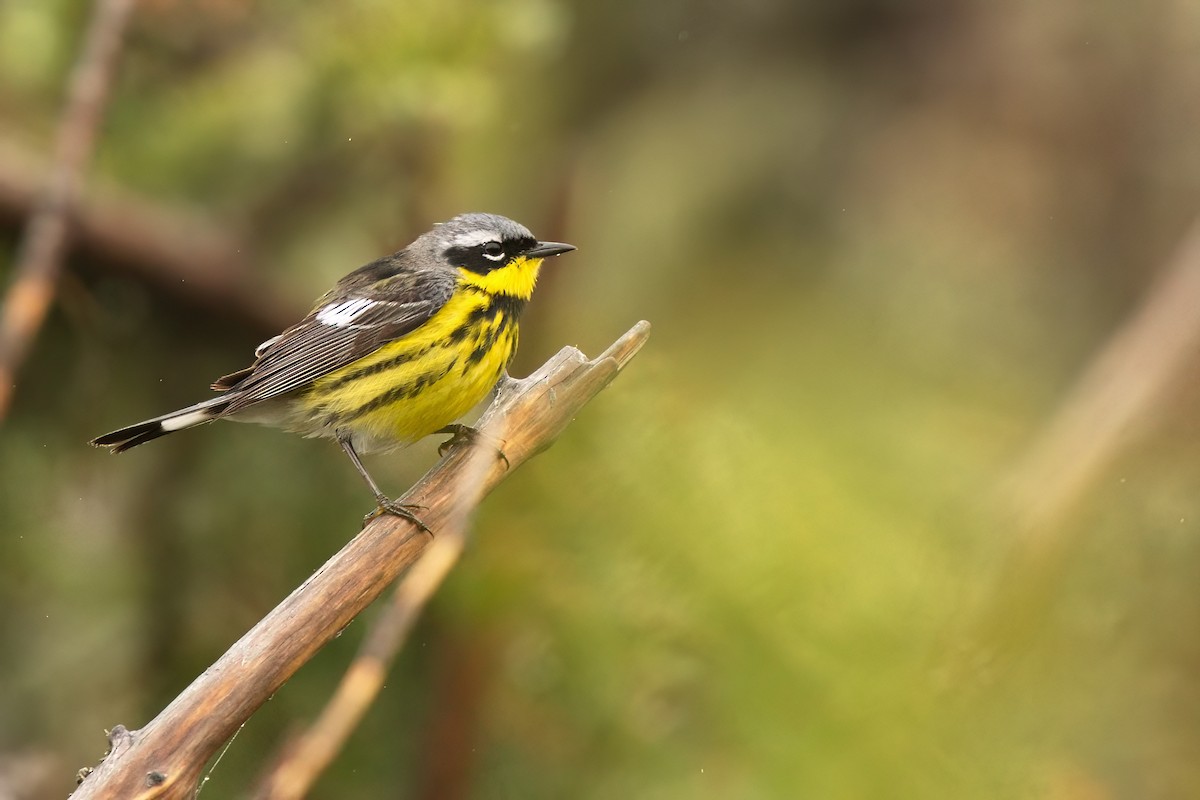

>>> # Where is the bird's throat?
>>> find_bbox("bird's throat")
[457,256,543,300]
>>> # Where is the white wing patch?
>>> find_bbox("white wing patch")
[316,297,378,327]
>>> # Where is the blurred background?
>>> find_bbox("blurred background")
[3,0,1200,797]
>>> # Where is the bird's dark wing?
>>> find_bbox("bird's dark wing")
[216,263,456,413]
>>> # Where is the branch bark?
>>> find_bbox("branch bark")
[70,320,651,800]
[0,0,136,419]
[254,415,508,800]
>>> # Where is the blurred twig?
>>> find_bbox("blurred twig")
[254,417,508,800]
[0,139,294,335]
[949,217,1200,665]
[0,0,136,420]
[70,321,650,800]
[1001,217,1200,559]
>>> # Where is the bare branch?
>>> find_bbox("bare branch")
[0,0,137,419]
[254,416,509,800]
[70,321,651,800]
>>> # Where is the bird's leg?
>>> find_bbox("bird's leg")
[434,424,509,468]
[337,433,431,534]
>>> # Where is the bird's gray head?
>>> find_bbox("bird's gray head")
[423,212,575,274]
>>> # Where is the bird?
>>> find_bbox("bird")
[91,212,576,530]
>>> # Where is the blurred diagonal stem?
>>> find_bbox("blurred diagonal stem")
[958,216,1200,656]
[0,0,136,420]
[1001,218,1200,555]
[70,321,650,800]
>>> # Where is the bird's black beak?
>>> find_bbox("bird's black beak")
[526,241,576,258]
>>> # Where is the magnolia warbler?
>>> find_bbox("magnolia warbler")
[91,212,575,529]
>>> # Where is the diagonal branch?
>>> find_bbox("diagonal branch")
[940,215,1200,673]
[0,0,137,420]
[70,320,651,800]
[253,416,509,800]
[1000,215,1200,550]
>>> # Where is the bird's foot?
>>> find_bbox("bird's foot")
[363,499,432,535]
[435,424,509,468]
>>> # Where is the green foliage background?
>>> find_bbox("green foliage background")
[3,0,1200,797]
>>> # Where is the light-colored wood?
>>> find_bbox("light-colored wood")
[255,413,511,800]
[71,321,650,800]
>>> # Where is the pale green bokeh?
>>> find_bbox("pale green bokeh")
[2,1,1199,798]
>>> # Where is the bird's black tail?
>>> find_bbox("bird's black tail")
[90,397,231,453]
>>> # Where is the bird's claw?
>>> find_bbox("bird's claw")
[363,499,432,534]
[435,424,509,468]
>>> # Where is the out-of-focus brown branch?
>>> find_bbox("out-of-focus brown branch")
[944,217,1200,670]
[0,0,137,420]
[0,140,295,335]
[1000,216,1200,560]
[254,416,509,800]
[70,321,650,800]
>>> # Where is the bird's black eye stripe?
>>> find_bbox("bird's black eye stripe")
[444,245,495,273]
[445,235,539,274]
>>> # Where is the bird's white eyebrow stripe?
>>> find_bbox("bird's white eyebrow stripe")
[316,297,377,326]
[450,229,501,248]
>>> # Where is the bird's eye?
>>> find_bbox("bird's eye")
[481,242,505,261]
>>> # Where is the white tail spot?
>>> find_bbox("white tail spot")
[161,409,210,432]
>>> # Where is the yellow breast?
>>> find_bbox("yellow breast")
[293,285,520,450]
